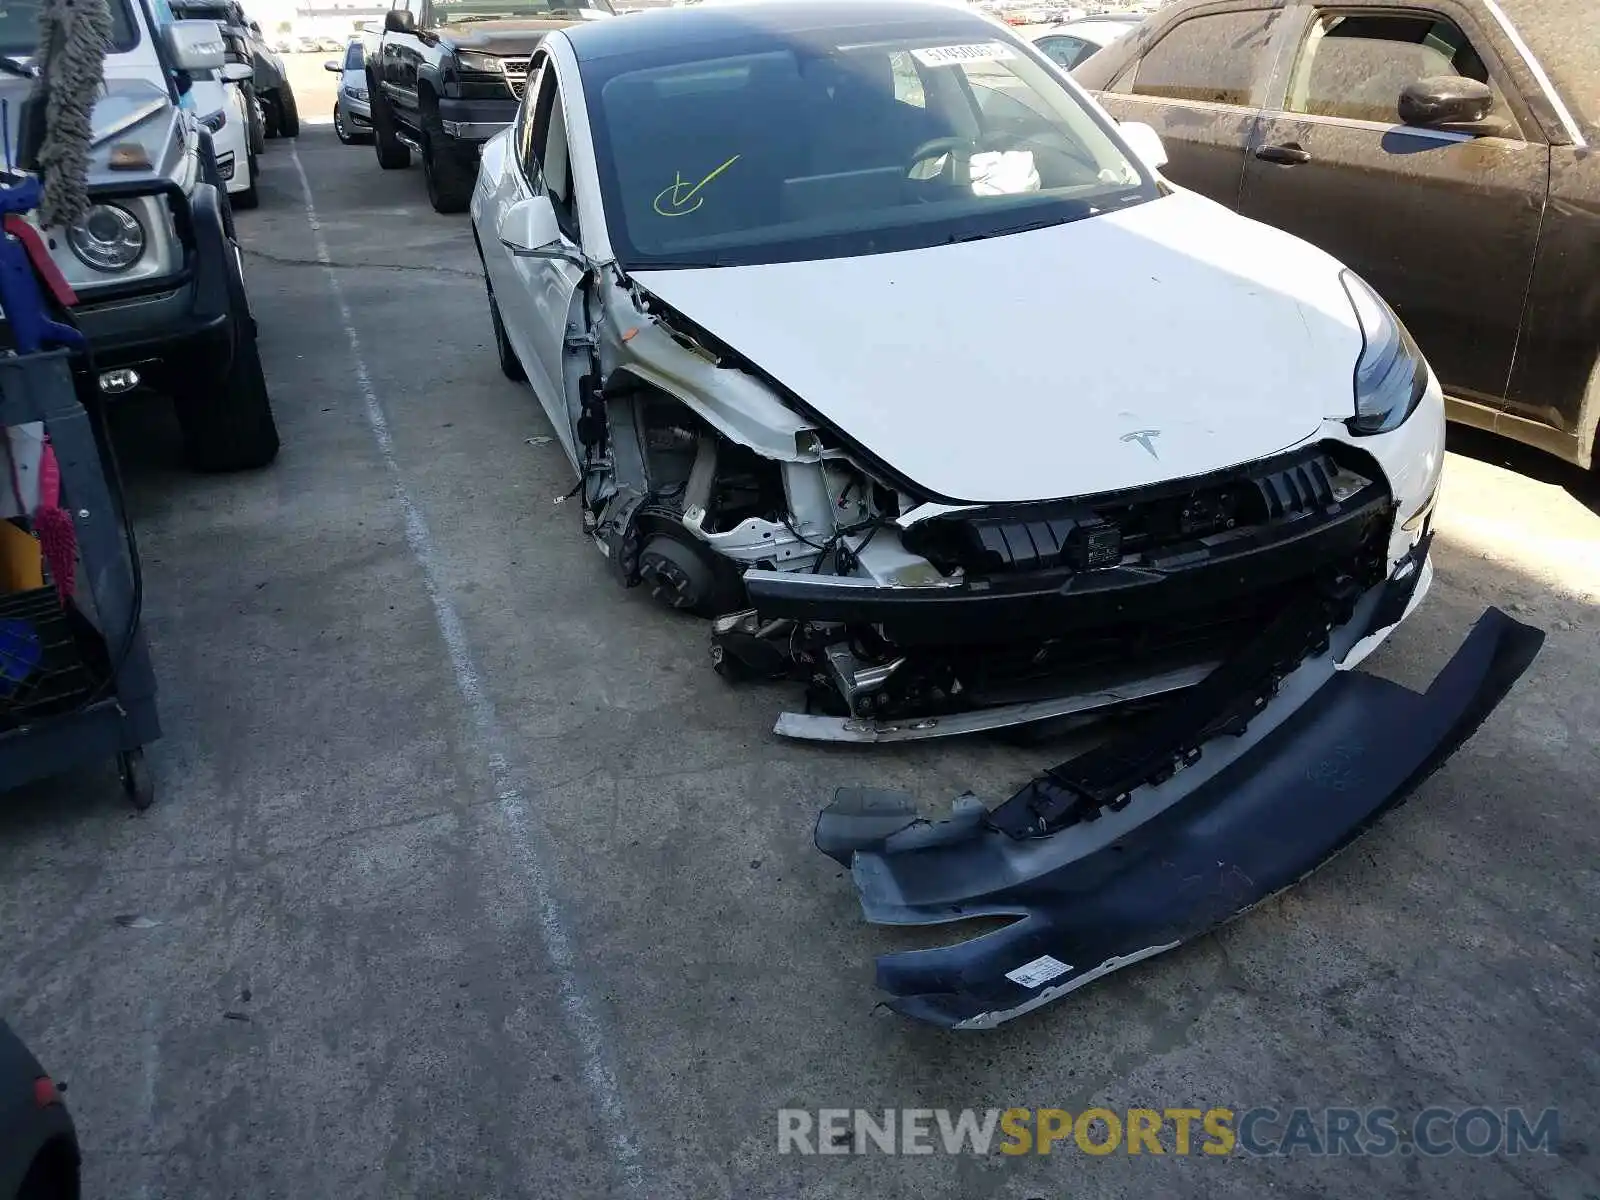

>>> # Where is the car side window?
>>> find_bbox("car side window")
[1129,10,1282,107]
[1284,12,1514,127]
[520,63,580,241]
[514,55,547,167]
[1037,35,1091,70]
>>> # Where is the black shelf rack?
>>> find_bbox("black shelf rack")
[0,349,159,807]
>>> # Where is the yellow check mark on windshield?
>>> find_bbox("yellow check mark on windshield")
[653,154,741,217]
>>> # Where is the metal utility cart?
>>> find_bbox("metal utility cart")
[0,175,160,809]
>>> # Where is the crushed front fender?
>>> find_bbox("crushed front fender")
[815,606,1544,1029]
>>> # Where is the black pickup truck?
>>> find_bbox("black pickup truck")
[363,0,615,213]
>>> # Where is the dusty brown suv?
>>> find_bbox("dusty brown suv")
[1074,0,1598,470]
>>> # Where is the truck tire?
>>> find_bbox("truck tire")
[174,248,280,472]
[276,84,300,137]
[245,86,266,154]
[368,75,411,169]
[421,106,474,213]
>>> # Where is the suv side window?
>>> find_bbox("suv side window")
[1036,34,1093,71]
[1130,10,1281,107]
[1285,12,1514,128]
[520,62,579,241]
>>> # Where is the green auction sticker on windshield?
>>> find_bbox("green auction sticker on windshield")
[910,41,1016,67]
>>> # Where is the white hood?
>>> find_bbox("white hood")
[632,190,1366,504]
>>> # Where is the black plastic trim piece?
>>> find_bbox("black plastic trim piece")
[818,606,1544,1028]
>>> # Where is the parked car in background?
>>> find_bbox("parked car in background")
[327,39,373,143]
[173,0,301,137]
[296,35,321,51]
[1032,12,1138,68]
[190,63,261,208]
[1075,0,1600,472]
[0,6,280,470]
[363,0,616,213]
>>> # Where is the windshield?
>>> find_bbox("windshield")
[584,23,1156,268]
[434,0,613,24]
[344,40,363,68]
[0,0,140,55]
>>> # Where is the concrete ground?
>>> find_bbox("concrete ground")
[1,60,1596,1199]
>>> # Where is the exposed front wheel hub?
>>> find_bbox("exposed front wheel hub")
[638,535,713,611]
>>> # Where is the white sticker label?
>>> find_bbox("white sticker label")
[911,41,1017,67]
[1005,955,1073,989]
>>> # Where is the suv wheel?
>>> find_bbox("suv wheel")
[369,78,411,169]
[334,101,354,145]
[232,150,260,210]
[173,244,280,472]
[421,110,473,213]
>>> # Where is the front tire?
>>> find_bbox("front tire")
[421,107,474,213]
[173,246,280,472]
[334,101,354,144]
[232,151,259,210]
[368,76,411,169]
[488,283,525,382]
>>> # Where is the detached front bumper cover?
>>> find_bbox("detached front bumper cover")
[815,602,1543,1029]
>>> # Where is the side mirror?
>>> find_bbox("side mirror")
[165,19,227,72]
[1119,120,1168,171]
[384,8,416,34]
[1399,75,1494,129]
[499,195,571,258]
[324,59,342,72]
[221,60,254,82]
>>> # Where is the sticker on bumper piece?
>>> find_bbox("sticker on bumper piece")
[1005,955,1072,989]
[911,42,1016,67]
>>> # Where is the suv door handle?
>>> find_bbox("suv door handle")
[1255,142,1312,165]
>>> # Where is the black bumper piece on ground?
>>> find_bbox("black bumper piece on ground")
[814,605,1543,1028]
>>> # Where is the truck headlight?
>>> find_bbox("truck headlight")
[67,204,146,273]
[1340,270,1428,436]
[456,49,501,73]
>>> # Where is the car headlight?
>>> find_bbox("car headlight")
[1340,270,1428,436]
[344,85,368,100]
[67,204,146,273]
[456,49,502,74]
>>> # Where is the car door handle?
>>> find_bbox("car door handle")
[1255,142,1312,166]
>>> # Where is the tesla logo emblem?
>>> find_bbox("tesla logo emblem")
[1121,429,1161,460]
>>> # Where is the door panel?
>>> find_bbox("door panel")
[1095,8,1284,207]
[1239,9,1548,409]
[1501,147,1600,443]
[506,60,586,464]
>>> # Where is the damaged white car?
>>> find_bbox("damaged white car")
[474,0,1546,1027]
[476,0,1446,745]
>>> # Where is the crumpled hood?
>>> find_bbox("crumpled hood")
[442,12,611,54]
[632,190,1368,504]
[0,73,182,188]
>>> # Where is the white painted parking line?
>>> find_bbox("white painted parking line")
[288,142,648,1199]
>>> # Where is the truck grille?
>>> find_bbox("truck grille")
[501,57,530,98]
